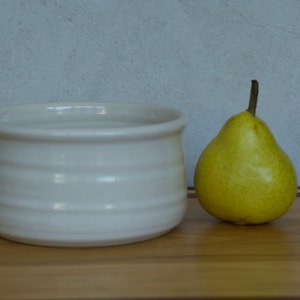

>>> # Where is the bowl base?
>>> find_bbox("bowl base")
[0,229,174,248]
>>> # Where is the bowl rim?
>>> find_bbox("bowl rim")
[0,102,187,141]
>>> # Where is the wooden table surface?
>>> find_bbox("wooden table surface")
[1,188,300,300]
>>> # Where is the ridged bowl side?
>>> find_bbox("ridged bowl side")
[0,103,187,247]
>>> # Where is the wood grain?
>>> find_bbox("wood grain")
[1,188,300,299]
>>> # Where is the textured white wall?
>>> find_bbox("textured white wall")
[0,0,299,186]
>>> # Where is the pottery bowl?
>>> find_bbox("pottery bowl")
[0,102,187,247]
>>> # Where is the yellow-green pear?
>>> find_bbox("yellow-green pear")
[194,80,297,225]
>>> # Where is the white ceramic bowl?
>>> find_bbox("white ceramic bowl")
[0,102,187,247]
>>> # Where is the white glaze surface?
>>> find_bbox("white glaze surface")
[0,102,187,247]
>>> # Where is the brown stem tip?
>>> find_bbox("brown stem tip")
[247,80,259,116]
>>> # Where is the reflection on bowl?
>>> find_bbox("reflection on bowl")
[0,102,187,247]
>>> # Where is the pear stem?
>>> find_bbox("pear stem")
[247,80,259,116]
